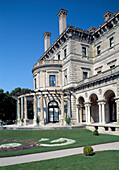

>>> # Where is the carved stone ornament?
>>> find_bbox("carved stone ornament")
[99,89,102,95]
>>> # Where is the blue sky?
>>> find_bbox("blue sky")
[0,0,119,92]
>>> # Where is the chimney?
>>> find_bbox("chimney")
[103,11,113,22]
[43,32,51,51]
[57,9,68,35]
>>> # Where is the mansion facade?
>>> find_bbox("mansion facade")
[17,9,119,131]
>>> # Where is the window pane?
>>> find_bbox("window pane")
[82,47,86,56]
[50,75,55,86]
[83,72,88,79]
[34,78,37,89]
[58,54,60,60]
[64,49,67,58]
[110,37,114,47]
[97,45,100,55]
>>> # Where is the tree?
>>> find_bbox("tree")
[0,91,16,121]
[10,87,31,96]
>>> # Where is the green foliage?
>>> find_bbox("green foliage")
[0,89,4,94]
[21,119,24,123]
[0,92,16,121]
[83,146,94,156]
[65,117,70,124]
[93,129,99,136]
[7,120,14,125]
[10,87,31,96]
[0,87,33,121]
[36,116,39,124]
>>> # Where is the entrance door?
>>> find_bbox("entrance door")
[48,101,59,123]
[49,108,53,122]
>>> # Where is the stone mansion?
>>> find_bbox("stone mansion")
[17,9,119,132]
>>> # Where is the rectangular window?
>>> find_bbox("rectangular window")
[34,78,37,89]
[83,72,88,80]
[97,45,101,55]
[97,70,101,74]
[58,54,60,60]
[110,65,115,69]
[82,47,86,56]
[110,37,114,48]
[64,69,67,85]
[64,49,67,58]
[49,75,55,86]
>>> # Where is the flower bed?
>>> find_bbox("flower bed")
[0,138,40,152]
[0,137,75,151]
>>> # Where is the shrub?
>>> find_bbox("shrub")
[36,116,39,124]
[83,146,94,156]
[93,129,99,136]
[7,120,14,125]
[65,117,70,125]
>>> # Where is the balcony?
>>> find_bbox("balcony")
[76,65,119,88]
[33,60,62,68]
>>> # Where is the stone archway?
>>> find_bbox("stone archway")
[104,90,116,122]
[90,94,99,123]
[78,97,85,122]
[48,101,59,123]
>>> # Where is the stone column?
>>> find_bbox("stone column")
[17,98,20,125]
[87,103,91,124]
[76,104,80,123]
[102,102,106,124]
[115,99,119,124]
[60,93,64,125]
[37,96,40,123]
[67,94,71,118]
[98,102,102,123]
[85,104,88,123]
[24,96,27,125]
[40,94,44,125]
[33,94,37,125]
[21,96,24,121]
[80,105,83,124]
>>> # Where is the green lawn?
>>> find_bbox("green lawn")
[0,129,119,157]
[1,150,119,170]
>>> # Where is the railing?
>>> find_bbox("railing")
[33,60,62,68]
[77,65,119,87]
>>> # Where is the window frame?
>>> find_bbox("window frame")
[83,72,88,80]
[64,49,67,58]
[64,69,68,85]
[58,54,60,60]
[49,75,56,87]
[110,37,114,48]
[34,78,37,89]
[97,45,101,55]
[82,47,86,56]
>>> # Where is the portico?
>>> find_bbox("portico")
[17,91,71,126]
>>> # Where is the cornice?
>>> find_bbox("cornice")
[33,10,119,69]
[32,64,62,73]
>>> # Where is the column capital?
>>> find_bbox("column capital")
[76,104,80,108]
[114,97,119,102]
[98,100,106,104]
[84,102,91,107]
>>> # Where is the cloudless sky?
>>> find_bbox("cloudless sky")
[0,0,119,92]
